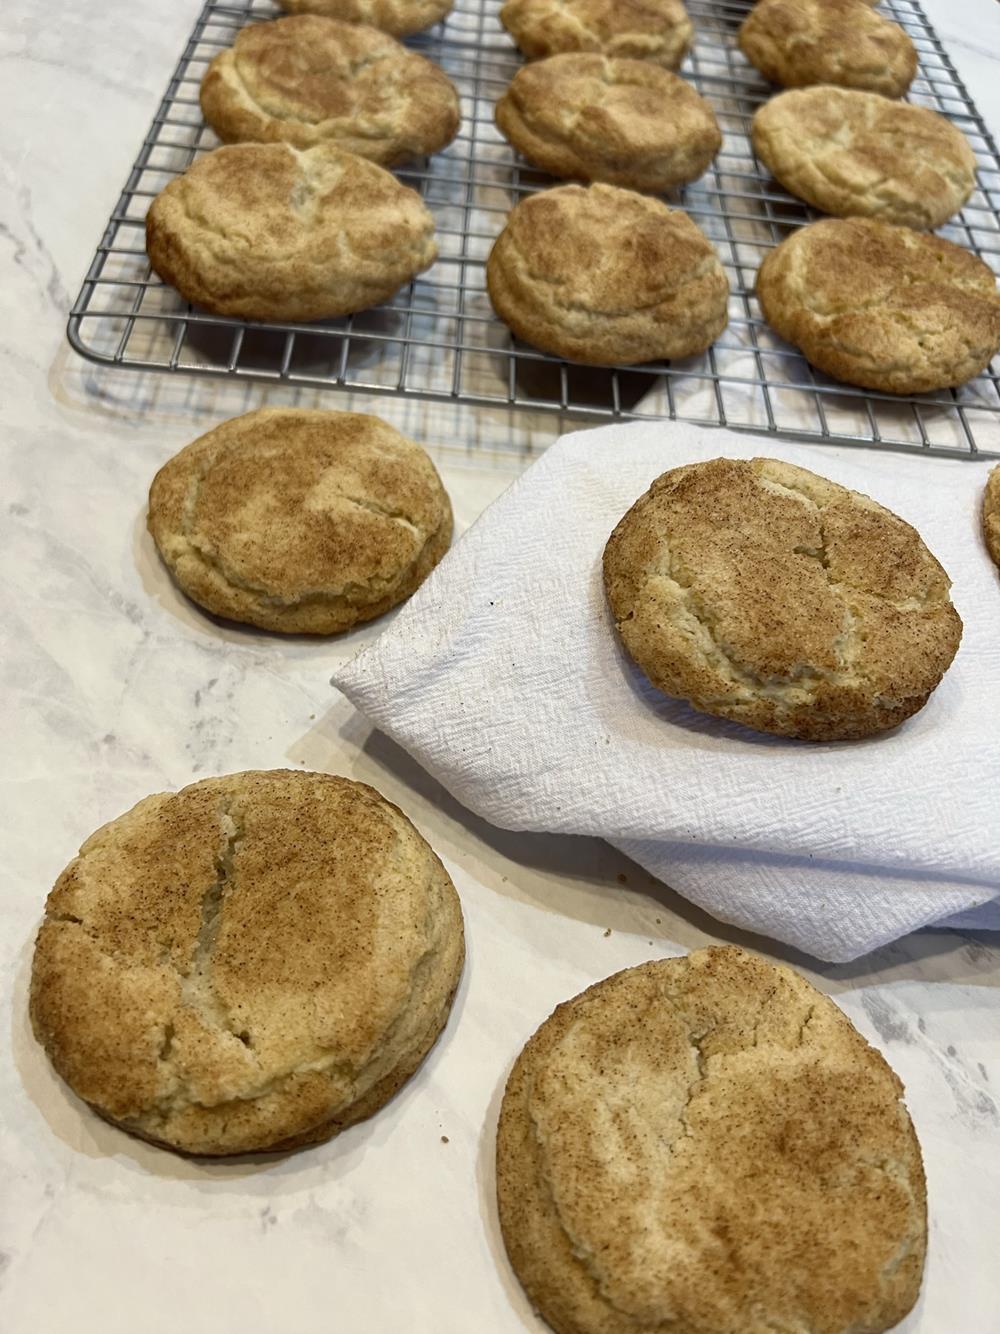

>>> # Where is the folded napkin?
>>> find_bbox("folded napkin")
[333,423,1000,961]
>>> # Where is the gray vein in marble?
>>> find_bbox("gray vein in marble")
[862,993,913,1046]
[861,992,999,1129]
[933,34,1000,64]
[0,182,70,313]
[0,49,159,106]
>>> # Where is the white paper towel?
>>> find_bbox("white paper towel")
[333,423,1000,961]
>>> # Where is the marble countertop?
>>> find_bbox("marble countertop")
[2,0,999,1330]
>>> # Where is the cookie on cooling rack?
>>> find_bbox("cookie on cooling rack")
[147,408,452,635]
[604,456,962,740]
[500,0,694,72]
[30,770,465,1156]
[277,0,453,37]
[145,142,436,321]
[200,16,460,163]
[495,53,721,191]
[757,218,1000,394]
[498,947,927,1334]
[486,183,729,364]
[984,465,1000,570]
[739,0,917,98]
[752,87,977,230]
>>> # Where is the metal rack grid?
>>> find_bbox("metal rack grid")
[68,0,1000,457]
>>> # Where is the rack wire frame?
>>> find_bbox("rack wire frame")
[68,0,1000,457]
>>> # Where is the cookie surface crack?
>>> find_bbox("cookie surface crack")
[175,452,428,610]
[536,1005,830,1328]
[153,934,443,1117]
[675,1027,710,1143]
[340,492,422,537]
[642,540,848,702]
[179,804,248,1046]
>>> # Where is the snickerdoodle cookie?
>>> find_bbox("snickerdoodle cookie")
[278,0,453,37]
[984,465,1000,570]
[603,456,962,740]
[30,770,465,1156]
[496,53,720,191]
[500,0,694,72]
[200,16,460,163]
[147,408,452,635]
[752,87,976,229]
[757,218,1000,394]
[145,142,436,321]
[487,184,729,364]
[739,0,917,98]
[497,947,926,1334]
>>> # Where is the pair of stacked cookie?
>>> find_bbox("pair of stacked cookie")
[28,402,463,1142]
[488,1,733,364]
[146,4,461,320]
[738,0,1000,394]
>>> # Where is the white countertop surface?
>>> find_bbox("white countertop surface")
[2,1,999,1330]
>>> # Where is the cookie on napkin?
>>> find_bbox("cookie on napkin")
[328,425,1000,960]
[984,464,1000,570]
[604,456,963,740]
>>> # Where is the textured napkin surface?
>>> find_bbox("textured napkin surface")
[333,423,1000,961]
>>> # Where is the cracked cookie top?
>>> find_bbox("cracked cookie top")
[495,53,721,193]
[199,16,460,163]
[752,87,977,232]
[497,946,927,1334]
[756,218,1000,394]
[603,456,962,740]
[278,0,454,39]
[500,0,694,71]
[983,463,1000,571]
[738,0,917,98]
[144,140,437,321]
[147,407,452,634]
[486,184,730,365]
[29,770,465,1156]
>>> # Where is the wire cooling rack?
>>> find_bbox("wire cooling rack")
[68,0,1000,457]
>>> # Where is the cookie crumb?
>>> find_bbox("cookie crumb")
[441,1135,449,1144]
